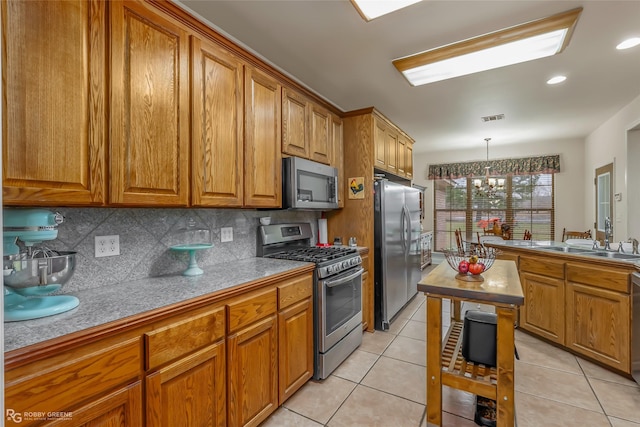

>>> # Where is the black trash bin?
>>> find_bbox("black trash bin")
[461,310,497,367]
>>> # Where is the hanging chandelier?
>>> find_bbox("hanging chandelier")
[474,138,505,197]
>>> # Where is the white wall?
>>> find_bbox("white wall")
[584,93,640,242]
[628,127,640,239]
[413,138,586,241]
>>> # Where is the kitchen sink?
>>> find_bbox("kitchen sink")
[588,251,640,260]
[540,246,590,253]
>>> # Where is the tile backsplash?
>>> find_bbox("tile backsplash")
[13,207,320,293]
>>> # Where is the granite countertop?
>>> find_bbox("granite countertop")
[4,257,313,353]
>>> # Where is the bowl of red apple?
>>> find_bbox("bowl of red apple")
[443,248,499,282]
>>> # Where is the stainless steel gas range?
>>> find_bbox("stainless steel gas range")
[258,223,363,380]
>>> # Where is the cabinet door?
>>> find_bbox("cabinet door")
[244,67,282,208]
[43,382,142,427]
[397,136,407,177]
[520,272,565,344]
[331,115,345,208]
[373,118,387,169]
[146,342,226,427]
[278,298,313,404]
[110,0,190,206]
[282,88,309,158]
[385,130,398,174]
[2,0,106,205]
[227,315,278,427]
[405,140,414,179]
[566,282,630,373]
[191,37,244,207]
[309,103,331,164]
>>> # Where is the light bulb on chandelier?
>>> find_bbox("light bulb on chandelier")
[474,138,505,197]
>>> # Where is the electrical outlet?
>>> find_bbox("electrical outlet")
[220,227,233,243]
[95,235,120,257]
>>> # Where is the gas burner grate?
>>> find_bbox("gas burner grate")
[266,246,357,263]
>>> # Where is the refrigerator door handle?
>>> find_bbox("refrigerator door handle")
[403,205,411,257]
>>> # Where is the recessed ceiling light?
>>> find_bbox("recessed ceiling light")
[351,0,422,21]
[547,75,567,85]
[392,8,582,86]
[616,37,640,50]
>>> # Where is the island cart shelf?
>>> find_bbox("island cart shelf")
[418,260,523,427]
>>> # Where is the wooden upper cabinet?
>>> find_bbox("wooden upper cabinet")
[282,87,331,165]
[331,115,344,208]
[405,140,414,179]
[2,0,107,206]
[191,37,244,207]
[309,103,331,164]
[244,67,282,208]
[110,0,190,206]
[397,136,407,177]
[385,130,398,174]
[373,118,387,169]
[282,87,309,158]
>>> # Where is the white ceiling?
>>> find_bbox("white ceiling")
[177,0,640,154]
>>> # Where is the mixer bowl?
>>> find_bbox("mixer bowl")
[3,251,76,294]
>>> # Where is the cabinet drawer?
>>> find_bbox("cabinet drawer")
[278,273,313,309]
[520,256,564,279]
[145,306,225,370]
[566,263,629,293]
[5,337,141,418]
[227,287,277,333]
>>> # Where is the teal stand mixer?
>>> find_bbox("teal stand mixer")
[3,208,79,321]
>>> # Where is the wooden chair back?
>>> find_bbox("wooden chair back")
[561,228,591,242]
[454,228,464,254]
[523,230,532,240]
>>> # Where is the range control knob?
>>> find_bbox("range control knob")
[342,261,349,269]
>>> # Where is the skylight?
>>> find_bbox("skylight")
[351,0,422,21]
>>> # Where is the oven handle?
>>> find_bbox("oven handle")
[324,268,364,288]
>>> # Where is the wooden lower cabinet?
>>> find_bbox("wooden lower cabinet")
[46,382,143,427]
[5,271,315,427]
[227,315,278,427]
[277,273,314,404]
[4,336,141,427]
[565,282,630,372]
[278,298,313,404]
[520,271,565,344]
[146,342,226,426]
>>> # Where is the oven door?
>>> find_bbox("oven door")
[318,266,363,353]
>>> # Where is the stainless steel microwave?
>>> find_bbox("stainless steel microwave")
[283,157,339,210]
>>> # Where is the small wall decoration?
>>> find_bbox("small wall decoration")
[348,177,365,199]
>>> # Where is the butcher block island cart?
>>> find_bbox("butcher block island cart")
[418,260,523,427]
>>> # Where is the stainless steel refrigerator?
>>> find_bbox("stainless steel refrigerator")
[373,180,422,330]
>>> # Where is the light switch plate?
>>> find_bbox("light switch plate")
[95,235,120,257]
[221,227,233,243]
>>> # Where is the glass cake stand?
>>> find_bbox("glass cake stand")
[170,243,214,276]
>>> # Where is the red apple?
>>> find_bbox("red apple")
[458,260,470,274]
[469,263,484,275]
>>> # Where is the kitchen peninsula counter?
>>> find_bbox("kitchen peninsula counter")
[484,239,637,375]
[4,258,314,361]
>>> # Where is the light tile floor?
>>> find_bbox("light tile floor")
[261,264,640,427]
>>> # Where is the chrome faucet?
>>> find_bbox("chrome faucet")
[604,217,612,251]
[628,237,639,254]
